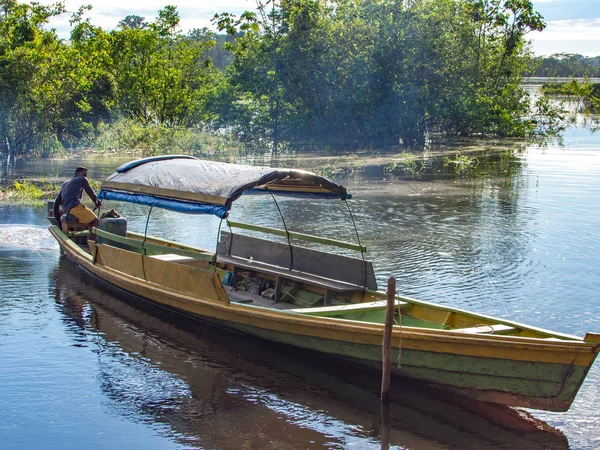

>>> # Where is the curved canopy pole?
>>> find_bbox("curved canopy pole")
[266,187,294,271]
[140,205,153,281]
[224,218,234,256]
[213,217,224,265]
[143,206,153,253]
[344,199,367,289]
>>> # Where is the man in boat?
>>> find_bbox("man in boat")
[54,167,102,239]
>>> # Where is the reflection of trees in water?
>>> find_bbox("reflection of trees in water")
[577,114,600,133]
[48,257,568,450]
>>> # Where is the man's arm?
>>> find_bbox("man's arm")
[82,177,100,206]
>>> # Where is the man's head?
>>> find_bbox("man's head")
[74,167,88,177]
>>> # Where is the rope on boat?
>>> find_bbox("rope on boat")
[266,188,294,271]
[344,199,367,290]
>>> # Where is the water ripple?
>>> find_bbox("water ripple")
[0,225,58,250]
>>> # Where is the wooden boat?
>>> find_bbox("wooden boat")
[48,155,600,412]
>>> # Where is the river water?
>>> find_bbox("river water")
[0,116,599,449]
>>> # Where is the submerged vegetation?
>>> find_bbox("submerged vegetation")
[0,179,61,202]
[444,152,480,174]
[384,153,427,177]
[0,0,568,162]
[541,80,600,112]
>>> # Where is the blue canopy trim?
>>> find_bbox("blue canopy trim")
[98,190,230,219]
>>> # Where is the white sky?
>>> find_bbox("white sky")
[40,0,600,57]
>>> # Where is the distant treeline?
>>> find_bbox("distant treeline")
[529,54,600,78]
[0,0,563,160]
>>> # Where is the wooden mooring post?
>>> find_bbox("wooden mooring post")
[381,276,396,403]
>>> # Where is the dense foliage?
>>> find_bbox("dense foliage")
[0,0,565,160]
[530,54,600,78]
[214,0,549,147]
[0,1,225,159]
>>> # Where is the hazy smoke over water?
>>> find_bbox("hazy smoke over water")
[0,225,58,250]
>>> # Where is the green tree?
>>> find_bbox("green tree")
[215,0,549,148]
[67,9,116,143]
[110,7,224,127]
[0,0,78,157]
[118,15,148,30]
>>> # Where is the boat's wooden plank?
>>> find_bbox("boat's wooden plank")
[291,300,411,316]
[142,255,226,303]
[94,243,227,303]
[584,332,600,344]
[142,241,215,261]
[95,242,146,278]
[149,253,210,269]
[410,304,460,327]
[93,228,215,261]
[150,253,195,262]
[218,254,365,293]
[93,228,144,249]
[218,232,377,289]
[453,324,516,335]
[227,221,367,252]
[363,289,586,342]
[66,230,90,237]
[127,231,214,256]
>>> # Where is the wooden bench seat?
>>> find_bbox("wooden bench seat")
[149,253,209,269]
[291,300,411,316]
[217,254,366,304]
[61,221,87,234]
[452,324,516,335]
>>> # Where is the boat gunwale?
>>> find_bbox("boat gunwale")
[83,227,598,346]
[49,225,598,357]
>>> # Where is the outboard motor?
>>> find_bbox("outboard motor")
[47,201,60,226]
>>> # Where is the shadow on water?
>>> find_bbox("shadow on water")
[51,256,569,450]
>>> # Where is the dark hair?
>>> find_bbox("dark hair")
[74,167,88,176]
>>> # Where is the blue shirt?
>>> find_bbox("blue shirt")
[55,175,98,213]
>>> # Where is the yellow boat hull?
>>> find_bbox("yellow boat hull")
[49,226,600,411]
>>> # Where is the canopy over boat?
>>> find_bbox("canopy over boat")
[98,156,350,219]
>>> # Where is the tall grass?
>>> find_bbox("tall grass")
[93,118,242,156]
[0,179,61,204]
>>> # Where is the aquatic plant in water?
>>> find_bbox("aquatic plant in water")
[10,180,44,200]
[384,153,426,176]
[444,152,479,173]
[0,179,62,204]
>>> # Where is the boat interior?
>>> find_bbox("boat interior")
[51,208,585,343]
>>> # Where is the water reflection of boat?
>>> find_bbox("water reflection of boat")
[48,156,599,412]
[52,257,569,450]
